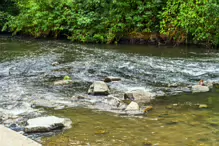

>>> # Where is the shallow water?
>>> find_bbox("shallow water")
[1,36,219,145]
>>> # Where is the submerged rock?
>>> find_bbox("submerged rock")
[155,91,166,97]
[143,140,153,146]
[104,95,121,107]
[191,85,209,93]
[125,101,139,111]
[168,83,178,87]
[104,76,121,82]
[31,99,57,108]
[199,104,208,108]
[54,80,73,85]
[51,62,59,66]
[143,106,153,113]
[124,89,154,103]
[24,116,72,133]
[95,130,108,135]
[88,81,110,95]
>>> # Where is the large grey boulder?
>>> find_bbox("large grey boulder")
[192,85,209,93]
[24,116,72,133]
[124,89,154,103]
[88,81,110,95]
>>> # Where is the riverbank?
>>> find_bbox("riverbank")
[0,33,213,49]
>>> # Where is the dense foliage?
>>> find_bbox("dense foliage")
[0,0,18,29]
[1,0,219,46]
[160,0,219,46]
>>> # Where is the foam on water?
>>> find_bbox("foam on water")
[1,39,219,114]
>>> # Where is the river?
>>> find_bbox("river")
[1,36,219,145]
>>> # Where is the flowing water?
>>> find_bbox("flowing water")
[1,36,219,145]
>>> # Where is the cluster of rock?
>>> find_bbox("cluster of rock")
[18,75,213,135]
[84,77,214,115]
[86,78,154,116]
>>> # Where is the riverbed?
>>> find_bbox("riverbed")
[1,36,219,145]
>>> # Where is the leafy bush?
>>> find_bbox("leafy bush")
[2,0,219,46]
[160,0,219,46]
[0,0,19,29]
[3,0,166,43]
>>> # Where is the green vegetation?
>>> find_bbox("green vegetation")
[1,0,219,46]
[160,0,219,46]
[63,75,71,81]
[0,0,18,29]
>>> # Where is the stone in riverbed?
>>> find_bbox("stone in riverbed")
[124,89,154,103]
[191,85,209,93]
[51,62,59,66]
[125,101,139,111]
[0,69,9,77]
[199,104,208,108]
[24,116,72,133]
[88,81,110,95]
[104,76,121,82]
[54,80,73,85]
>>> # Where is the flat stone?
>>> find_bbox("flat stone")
[54,80,73,85]
[31,99,57,108]
[0,125,41,146]
[192,85,209,93]
[104,76,121,82]
[24,116,72,133]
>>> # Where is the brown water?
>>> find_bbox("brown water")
[43,91,219,146]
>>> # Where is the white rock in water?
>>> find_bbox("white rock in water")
[192,85,209,93]
[54,80,73,85]
[125,101,139,111]
[124,89,154,103]
[24,116,72,133]
[88,81,110,95]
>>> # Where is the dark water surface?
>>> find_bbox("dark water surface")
[1,36,219,145]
